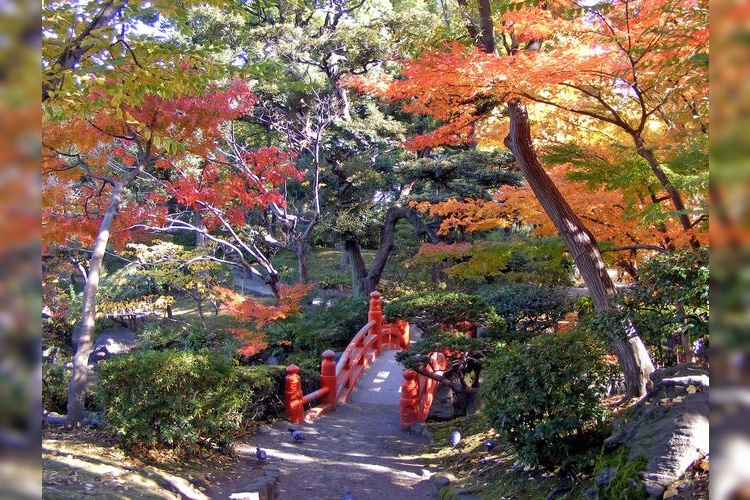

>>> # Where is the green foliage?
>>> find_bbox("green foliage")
[481,329,615,470]
[402,150,521,204]
[235,365,288,422]
[98,350,250,451]
[43,365,71,415]
[266,296,370,356]
[478,284,577,340]
[415,237,574,286]
[396,330,496,376]
[584,248,708,365]
[317,270,351,290]
[383,291,500,334]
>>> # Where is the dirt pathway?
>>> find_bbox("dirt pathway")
[208,339,436,499]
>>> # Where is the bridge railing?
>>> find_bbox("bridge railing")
[398,352,448,429]
[285,291,410,423]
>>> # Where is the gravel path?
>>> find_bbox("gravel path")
[208,344,436,500]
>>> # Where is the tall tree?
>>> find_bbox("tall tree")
[346,0,711,396]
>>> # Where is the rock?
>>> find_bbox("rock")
[431,474,451,490]
[595,366,709,498]
[649,364,708,386]
[88,327,139,366]
[427,383,455,420]
[43,411,67,426]
[265,356,279,366]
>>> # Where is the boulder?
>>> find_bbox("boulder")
[427,383,455,420]
[594,366,709,498]
[88,326,139,366]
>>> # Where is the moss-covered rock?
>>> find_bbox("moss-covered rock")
[594,366,709,498]
[594,445,648,499]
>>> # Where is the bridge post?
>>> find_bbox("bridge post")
[393,320,410,349]
[320,350,337,407]
[399,369,419,430]
[285,364,304,423]
[369,291,383,353]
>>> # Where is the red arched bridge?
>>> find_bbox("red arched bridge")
[284,291,455,429]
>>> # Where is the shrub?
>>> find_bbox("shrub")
[42,365,69,414]
[266,295,370,355]
[236,365,287,422]
[478,283,577,341]
[480,328,615,470]
[383,291,500,334]
[98,350,250,451]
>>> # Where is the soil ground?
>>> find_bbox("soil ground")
[208,402,435,500]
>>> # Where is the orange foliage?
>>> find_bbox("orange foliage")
[214,283,314,357]
[352,0,707,257]
[410,198,513,235]
[166,147,301,230]
[498,164,708,254]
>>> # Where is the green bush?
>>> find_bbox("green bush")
[236,365,288,422]
[98,350,250,451]
[478,283,577,341]
[383,291,500,334]
[42,365,69,414]
[267,296,370,355]
[584,248,708,367]
[480,328,615,470]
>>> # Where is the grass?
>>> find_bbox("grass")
[272,247,376,285]
[424,415,597,499]
[42,427,242,500]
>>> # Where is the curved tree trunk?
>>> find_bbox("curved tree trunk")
[504,99,654,398]
[67,181,126,425]
[631,134,698,248]
[346,207,440,296]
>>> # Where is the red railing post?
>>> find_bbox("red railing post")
[399,369,419,429]
[393,320,410,349]
[285,364,304,423]
[369,291,383,353]
[320,349,337,407]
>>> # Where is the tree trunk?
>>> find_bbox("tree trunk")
[504,99,654,398]
[296,240,309,284]
[477,0,496,54]
[193,210,206,247]
[42,0,127,101]
[67,181,126,425]
[344,240,368,296]
[346,207,440,296]
[632,134,697,246]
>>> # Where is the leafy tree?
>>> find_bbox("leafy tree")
[214,283,314,357]
[588,248,708,367]
[42,0,230,110]
[348,0,708,397]
[396,330,495,397]
[42,78,256,424]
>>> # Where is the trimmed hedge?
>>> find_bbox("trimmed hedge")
[383,291,501,335]
[98,350,289,452]
[481,328,616,470]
